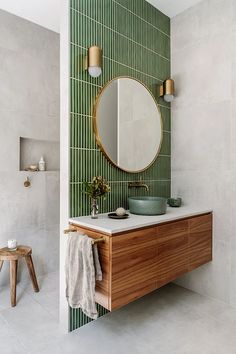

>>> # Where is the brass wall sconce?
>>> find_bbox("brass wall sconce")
[159,79,175,102]
[85,45,102,78]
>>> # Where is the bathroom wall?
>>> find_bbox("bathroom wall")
[0,10,60,286]
[70,0,171,218]
[67,0,171,330]
[171,0,236,306]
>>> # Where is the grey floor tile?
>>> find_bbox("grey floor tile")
[1,274,236,354]
[0,313,27,354]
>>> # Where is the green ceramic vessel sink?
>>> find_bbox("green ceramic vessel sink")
[128,196,167,216]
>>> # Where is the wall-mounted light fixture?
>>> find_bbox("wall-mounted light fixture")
[159,79,175,102]
[85,45,102,78]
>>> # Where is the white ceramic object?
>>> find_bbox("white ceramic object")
[38,156,46,171]
[115,207,126,216]
[69,206,212,235]
[8,239,17,250]
[30,164,38,170]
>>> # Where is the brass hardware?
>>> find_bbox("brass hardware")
[85,45,102,77]
[159,78,175,101]
[128,181,149,192]
[91,237,105,245]
[24,177,31,188]
[164,79,175,96]
[88,45,102,68]
[93,76,163,173]
[64,228,77,234]
[159,84,164,97]
[64,229,105,244]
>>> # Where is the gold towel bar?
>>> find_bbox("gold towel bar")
[91,237,105,245]
[64,228,77,234]
[63,229,105,245]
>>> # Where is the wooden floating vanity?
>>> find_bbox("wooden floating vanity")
[69,207,212,312]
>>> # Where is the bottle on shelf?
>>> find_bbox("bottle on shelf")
[38,156,46,171]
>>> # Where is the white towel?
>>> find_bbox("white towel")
[65,232,102,319]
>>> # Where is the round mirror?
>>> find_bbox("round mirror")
[93,77,163,173]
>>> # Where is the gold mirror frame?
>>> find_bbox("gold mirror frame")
[93,76,163,173]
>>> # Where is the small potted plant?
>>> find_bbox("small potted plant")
[83,176,110,218]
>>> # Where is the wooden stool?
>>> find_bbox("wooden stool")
[0,246,39,307]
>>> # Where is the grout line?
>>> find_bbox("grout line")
[17,277,59,322]
[70,1,170,40]
[70,147,99,151]
[71,8,170,62]
[111,0,170,38]
[159,104,171,109]
[70,112,92,118]
[70,179,171,185]
[71,112,171,119]
[108,179,171,183]
[71,42,166,83]
[103,55,165,81]
[70,147,171,157]
[70,77,102,88]
[70,113,171,131]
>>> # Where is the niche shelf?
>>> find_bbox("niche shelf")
[20,137,59,172]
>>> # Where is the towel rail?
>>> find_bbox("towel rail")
[63,229,105,245]
[64,228,77,234]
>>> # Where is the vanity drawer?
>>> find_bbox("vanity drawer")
[156,220,189,286]
[111,227,158,309]
[188,214,212,270]
[69,212,212,313]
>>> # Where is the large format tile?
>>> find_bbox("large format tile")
[35,284,236,354]
[0,314,26,354]
[0,282,35,311]
[172,33,231,107]
[0,8,59,288]
[171,0,232,52]
[171,101,231,172]
[2,281,236,354]
[171,0,236,310]
[1,298,61,353]
[18,271,59,320]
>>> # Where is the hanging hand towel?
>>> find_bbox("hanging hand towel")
[65,232,102,319]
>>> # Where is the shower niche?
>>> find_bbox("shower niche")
[19,137,59,172]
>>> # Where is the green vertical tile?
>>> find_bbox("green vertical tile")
[69,0,171,331]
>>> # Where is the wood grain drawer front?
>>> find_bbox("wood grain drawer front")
[189,214,212,271]
[157,220,189,286]
[111,227,157,310]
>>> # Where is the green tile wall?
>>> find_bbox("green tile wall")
[69,0,170,331]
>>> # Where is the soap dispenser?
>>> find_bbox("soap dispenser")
[38,156,46,171]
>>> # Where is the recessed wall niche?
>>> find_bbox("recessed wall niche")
[20,137,60,171]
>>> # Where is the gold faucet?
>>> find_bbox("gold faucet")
[128,180,149,192]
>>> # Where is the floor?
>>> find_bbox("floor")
[1,272,236,354]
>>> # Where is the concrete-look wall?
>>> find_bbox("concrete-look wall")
[0,10,60,286]
[171,0,236,306]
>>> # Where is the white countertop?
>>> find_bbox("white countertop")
[69,206,212,235]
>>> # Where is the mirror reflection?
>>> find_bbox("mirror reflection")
[94,77,163,172]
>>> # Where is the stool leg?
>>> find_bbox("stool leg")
[25,255,39,292]
[0,260,3,271]
[10,260,17,307]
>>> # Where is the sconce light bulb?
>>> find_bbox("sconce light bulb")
[88,66,102,78]
[164,94,174,102]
